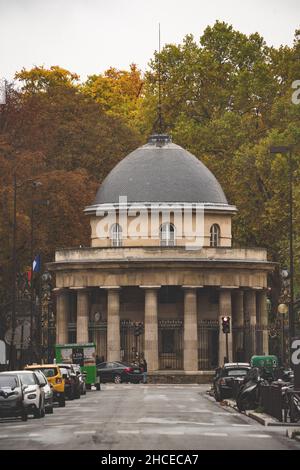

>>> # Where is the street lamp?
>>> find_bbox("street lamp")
[9,175,43,369]
[29,197,49,364]
[269,145,295,344]
[278,303,289,365]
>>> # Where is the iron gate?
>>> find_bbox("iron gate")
[120,320,144,363]
[158,319,183,370]
[198,320,219,370]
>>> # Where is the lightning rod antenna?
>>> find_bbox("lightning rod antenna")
[158,23,163,134]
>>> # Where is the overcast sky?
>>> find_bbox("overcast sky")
[1,0,300,82]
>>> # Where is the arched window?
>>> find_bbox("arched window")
[210,224,220,247]
[110,223,122,247]
[160,223,175,247]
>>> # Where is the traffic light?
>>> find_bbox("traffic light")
[222,316,230,334]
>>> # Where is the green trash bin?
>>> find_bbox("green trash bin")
[250,355,278,373]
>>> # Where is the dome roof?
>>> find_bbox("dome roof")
[93,135,228,205]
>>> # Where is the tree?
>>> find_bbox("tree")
[15,65,80,94]
[82,64,144,133]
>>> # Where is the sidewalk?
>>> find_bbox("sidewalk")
[221,396,300,442]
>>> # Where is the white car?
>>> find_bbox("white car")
[33,369,54,414]
[13,371,46,419]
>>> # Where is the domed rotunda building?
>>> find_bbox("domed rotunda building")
[49,134,273,380]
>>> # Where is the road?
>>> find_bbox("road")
[0,384,299,450]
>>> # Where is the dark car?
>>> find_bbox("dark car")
[72,364,87,395]
[0,374,27,421]
[58,364,80,400]
[213,363,251,402]
[97,361,143,384]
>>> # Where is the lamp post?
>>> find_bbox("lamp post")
[29,196,49,364]
[9,175,43,369]
[278,303,288,366]
[269,145,295,344]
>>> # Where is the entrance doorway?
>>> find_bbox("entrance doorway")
[158,319,183,370]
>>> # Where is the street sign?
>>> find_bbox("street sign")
[291,337,300,390]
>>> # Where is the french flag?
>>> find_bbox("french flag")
[32,254,41,273]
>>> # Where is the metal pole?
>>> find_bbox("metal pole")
[29,201,34,363]
[282,316,285,366]
[288,149,295,341]
[47,303,50,363]
[225,332,229,364]
[9,173,17,370]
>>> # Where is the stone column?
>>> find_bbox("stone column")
[76,288,89,343]
[106,287,121,362]
[244,290,257,356]
[56,288,69,344]
[142,286,160,372]
[232,290,244,361]
[219,289,233,365]
[183,286,199,371]
[257,290,269,355]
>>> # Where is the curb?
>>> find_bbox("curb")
[286,428,300,440]
[222,398,300,427]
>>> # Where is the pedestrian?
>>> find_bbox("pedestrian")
[140,357,147,384]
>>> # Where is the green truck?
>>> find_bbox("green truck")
[55,343,101,390]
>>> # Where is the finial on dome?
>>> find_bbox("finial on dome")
[148,134,171,146]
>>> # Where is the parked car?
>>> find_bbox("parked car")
[213,362,251,402]
[25,364,66,407]
[97,361,143,384]
[33,369,54,414]
[0,373,27,421]
[1,370,45,418]
[72,364,87,395]
[57,364,81,399]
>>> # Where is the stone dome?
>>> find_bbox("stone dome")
[93,135,228,205]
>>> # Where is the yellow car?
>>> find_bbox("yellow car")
[25,364,66,407]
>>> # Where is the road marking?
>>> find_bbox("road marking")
[44,423,76,427]
[142,430,184,435]
[245,434,272,438]
[29,434,41,437]
[0,435,9,438]
[144,394,168,401]
[202,432,228,437]
[118,430,140,434]
[74,431,96,435]
[137,417,214,426]
[157,431,185,435]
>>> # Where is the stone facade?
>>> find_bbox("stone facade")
[49,246,274,372]
[48,135,275,373]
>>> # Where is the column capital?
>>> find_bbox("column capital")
[52,287,69,296]
[69,286,89,291]
[219,286,239,290]
[182,285,203,290]
[140,285,161,290]
[100,286,121,290]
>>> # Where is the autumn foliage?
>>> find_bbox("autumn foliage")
[1,21,300,310]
